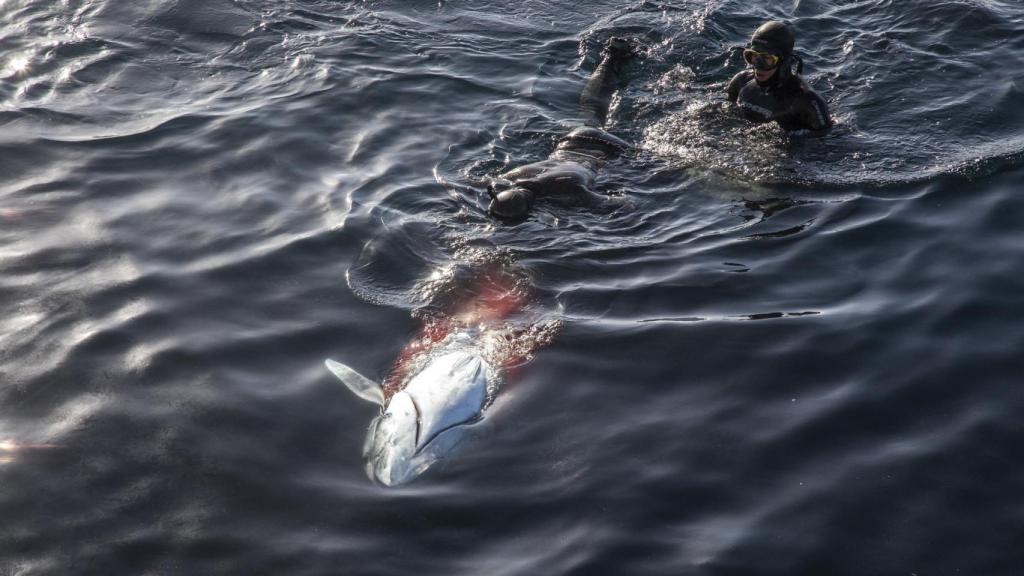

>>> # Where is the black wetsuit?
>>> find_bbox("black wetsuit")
[727,70,831,133]
[487,39,631,219]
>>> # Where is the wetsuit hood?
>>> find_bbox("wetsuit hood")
[751,21,795,57]
[750,21,797,89]
[487,185,534,221]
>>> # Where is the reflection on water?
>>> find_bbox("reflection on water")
[0,439,60,465]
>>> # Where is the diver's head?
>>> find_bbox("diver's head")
[744,20,796,86]
[487,184,534,220]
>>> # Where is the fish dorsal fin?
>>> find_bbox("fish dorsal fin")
[325,359,385,406]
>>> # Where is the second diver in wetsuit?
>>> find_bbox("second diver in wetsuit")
[727,21,831,134]
[487,38,633,220]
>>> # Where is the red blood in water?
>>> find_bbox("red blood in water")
[380,271,528,398]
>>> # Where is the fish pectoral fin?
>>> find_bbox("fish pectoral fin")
[325,359,385,406]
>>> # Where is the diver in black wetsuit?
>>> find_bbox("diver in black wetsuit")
[487,37,633,220]
[727,21,831,134]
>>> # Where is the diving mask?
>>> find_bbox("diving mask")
[743,49,781,71]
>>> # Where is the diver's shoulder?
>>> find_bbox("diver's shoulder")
[729,69,755,85]
[727,70,755,100]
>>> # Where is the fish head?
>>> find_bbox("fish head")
[362,391,420,486]
[361,351,491,486]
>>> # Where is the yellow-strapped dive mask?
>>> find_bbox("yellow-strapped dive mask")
[743,49,781,71]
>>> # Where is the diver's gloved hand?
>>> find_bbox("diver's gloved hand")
[604,37,635,58]
[487,186,534,220]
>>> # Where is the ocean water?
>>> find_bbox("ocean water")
[2,0,1024,574]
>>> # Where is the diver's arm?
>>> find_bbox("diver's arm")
[726,70,753,102]
[791,89,832,132]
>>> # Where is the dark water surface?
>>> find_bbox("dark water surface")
[3,0,1024,574]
